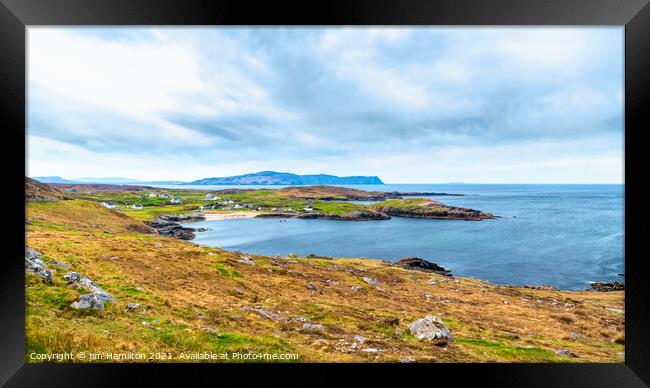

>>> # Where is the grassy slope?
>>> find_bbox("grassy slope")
[25,200,624,363]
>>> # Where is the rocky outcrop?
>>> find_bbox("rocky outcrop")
[590,282,624,292]
[71,294,107,310]
[395,257,452,276]
[525,285,558,291]
[370,199,494,221]
[25,247,52,284]
[158,213,206,223]
[146,220,197,240]
[408,315,454,343]
[63,271,114,310]
[295,210,390,221]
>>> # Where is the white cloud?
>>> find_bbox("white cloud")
[29,28,204,119]
[27,27,624,183]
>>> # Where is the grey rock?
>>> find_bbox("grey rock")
[240,306,284,321]
[362,277,379,287]
[306,282,316,291]
[351,285,363,291]
[158,213,206,223]
[125,303,141,313]
[302,323,325,333]
[71,293,106,310]
[555,349,578,358]
[407,315,454,343]
[48,260,70,269]
[25,247,52,284]
[63,271,114,303]
[236,256,255,265]
[353,335,367,343]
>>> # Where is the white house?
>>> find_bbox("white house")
[132,203,143,210]
[148,192,159,198]
[101,202,117,209]
[170,196,182,204]
[233,204,244,209]
[304,206,314,212]
[221,200,234,205]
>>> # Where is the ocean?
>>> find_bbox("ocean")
[169,184,624,290]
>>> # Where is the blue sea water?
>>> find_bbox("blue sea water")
[175,184,624,290]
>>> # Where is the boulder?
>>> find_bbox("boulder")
[25,247,52,284]
[302,323,325,333]
[396,257,451,276]
[63,272,114,303]
[555,349,578,358]
[71,293,106,310]
[407,315,454,343]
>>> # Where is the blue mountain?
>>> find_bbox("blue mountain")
[186,171,384,185]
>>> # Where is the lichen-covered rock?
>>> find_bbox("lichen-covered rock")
[63,271,114,304]
[71,293,106,310]
[408,315,454,343]
[25,247,52,284]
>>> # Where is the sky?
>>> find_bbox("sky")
[27,27,624,183]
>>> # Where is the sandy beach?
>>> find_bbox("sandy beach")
[203,211,262,220]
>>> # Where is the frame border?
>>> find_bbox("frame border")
[1,0,648,386]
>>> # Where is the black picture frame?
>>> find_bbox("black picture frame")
[1,0,648,386]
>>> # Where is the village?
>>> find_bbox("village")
[98,191,314,213]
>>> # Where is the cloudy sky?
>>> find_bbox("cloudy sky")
[27,27,623,183]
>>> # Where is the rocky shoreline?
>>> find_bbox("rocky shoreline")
[146,213,207,240]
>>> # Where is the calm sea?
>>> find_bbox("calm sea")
[166,184,624,290]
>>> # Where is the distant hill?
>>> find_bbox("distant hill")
[25,177,71,202]
[74,177,140,183]
[186,171,384,185]
[33,176,73,184]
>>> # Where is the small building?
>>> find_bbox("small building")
[205,193,216,200]
[233,204,244,209]
[148,192,159,198]
[101,202,117,209]
[304,206,313,212]
[132,204,143,210]
[221,200,234,205]
[170,196,182,204]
